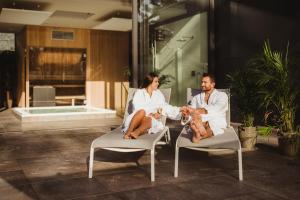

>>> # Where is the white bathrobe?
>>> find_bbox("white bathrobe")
[122,88,181,134]
[190,89,228,135]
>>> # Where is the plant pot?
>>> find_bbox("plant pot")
[238,126,257,150]
[278,133,299,157]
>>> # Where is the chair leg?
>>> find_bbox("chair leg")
[174,146,179,177]
[167,128,171,145]
[238,149,243,181]
[151,149,155,182]
[88,147,94,178]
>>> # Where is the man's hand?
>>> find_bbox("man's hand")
[180,106,196,117]
[195,108,207,114]
[180,106,189,117]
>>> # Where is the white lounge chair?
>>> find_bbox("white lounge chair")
[174,88,243,181]
[88,88,171,182]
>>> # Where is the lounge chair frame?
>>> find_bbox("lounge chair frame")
[174,88,243,181]
[89,88,171,182]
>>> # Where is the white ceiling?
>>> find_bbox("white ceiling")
[0,0,132,33]
[0,8,53,25]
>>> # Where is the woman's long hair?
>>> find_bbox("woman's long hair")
[141,72,159,88]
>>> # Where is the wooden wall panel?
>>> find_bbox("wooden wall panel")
[26,26,90,49]
[88,30,130,111]
[29,48,85,81]
[16,25,129,110]
[89,30,129,82]
[15,28,26,107]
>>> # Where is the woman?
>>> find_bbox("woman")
[122,72,180,139]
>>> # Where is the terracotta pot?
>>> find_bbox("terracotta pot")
[238,126,257,150]
[278,133,299,157]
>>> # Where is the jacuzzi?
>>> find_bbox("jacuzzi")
[13,106,116,122]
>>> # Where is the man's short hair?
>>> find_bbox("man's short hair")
[202,73,216,83]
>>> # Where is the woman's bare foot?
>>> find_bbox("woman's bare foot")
[129,131,139,139]
[123,133,132,139]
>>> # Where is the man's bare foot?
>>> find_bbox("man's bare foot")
[191,120,207,136]
[198,125,207,137]
[190,123,202,143]
[192,135,202,143]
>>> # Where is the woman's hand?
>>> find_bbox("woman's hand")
[150,112,161,119]
[180,106,194,117]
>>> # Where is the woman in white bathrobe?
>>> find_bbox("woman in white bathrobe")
[123,72,180,139]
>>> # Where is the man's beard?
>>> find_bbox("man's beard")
[202,86,212,92]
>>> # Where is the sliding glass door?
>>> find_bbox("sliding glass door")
[138,0,209,105]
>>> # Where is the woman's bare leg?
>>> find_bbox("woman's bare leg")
[130,117,152,139]
[124,110,146,139]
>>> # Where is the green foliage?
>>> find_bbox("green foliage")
[249,40,298,133]
[158,74,174,87]
[257,126,273,136]
[296,125,300,134]
[227,68,258,127]
[153,69,175,87]
[123,67,131,79]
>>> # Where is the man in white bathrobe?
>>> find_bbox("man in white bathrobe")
[182,73,228,143]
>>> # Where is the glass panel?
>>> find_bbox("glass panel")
[138,0,209,105]
[28,47,86,106]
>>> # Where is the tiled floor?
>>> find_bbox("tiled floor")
[0,109,299,200]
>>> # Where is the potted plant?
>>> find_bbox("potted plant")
[227,68,258,150]
[249,40,299,156]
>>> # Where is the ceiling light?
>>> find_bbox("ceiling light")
[93,18,132,32]
[0,8,52,25]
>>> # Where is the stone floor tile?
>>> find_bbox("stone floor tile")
[0,109,300,199]
[118,184,204,200]
[0,160,21,172]
[18,156,87,183]
[0,184,38,200]
[32,177,110,200]
[0,170,29,188]
[95,170,154,192]
[224,190,288,200]
[0,124,5,133]
[176,175,254,199]
[69,194,122,200]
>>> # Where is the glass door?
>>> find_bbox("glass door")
[138,0,209,105]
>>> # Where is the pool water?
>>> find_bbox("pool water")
[13,106,116,122]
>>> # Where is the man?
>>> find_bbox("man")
[182,73,228,143]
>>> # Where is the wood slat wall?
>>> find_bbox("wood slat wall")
[26,26,90,49]
[15,26,130,109]
[88,30,130,110]
[29,48,85,81]
[89,30,130,82]
[15,28,27,107]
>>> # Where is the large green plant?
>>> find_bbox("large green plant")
[250,40,298,134]
[227,69,257,127]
